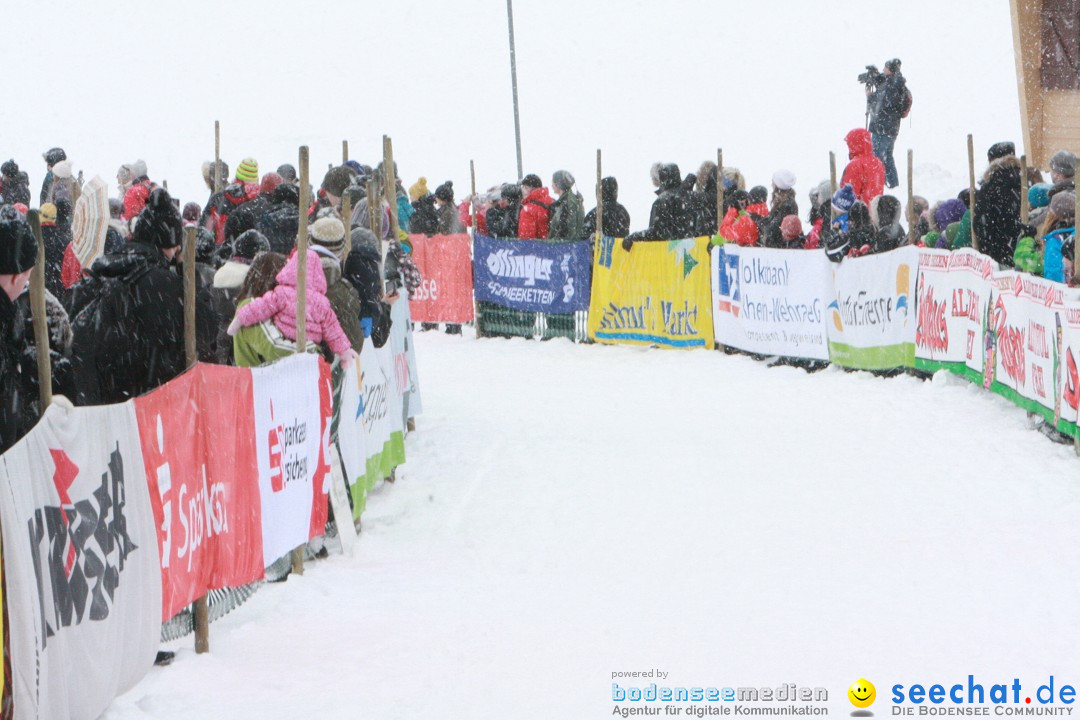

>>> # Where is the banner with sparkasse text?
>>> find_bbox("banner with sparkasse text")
[711,244,833,360]
[408,233,475,323]
[473,233,592,314]
[0,401,162,720]
[589,236,715,349]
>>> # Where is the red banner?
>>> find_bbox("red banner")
[135,365,264,621]
[408,233,475,323]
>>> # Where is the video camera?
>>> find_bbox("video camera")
[858,64,885,88]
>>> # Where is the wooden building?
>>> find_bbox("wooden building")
[1011,0,1080,168]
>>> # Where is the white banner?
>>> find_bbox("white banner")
[711,245,833,360]
[251,353,331,566]
[390,297,423,422]
[826,246,919,369]
[914,248,997,378]
[1059,299,1080,429]
[0,401,161,720]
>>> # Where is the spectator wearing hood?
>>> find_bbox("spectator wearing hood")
[1027,182,1053,230]
[121,159,156,220]
[39,147,66,205]
[624,163,692,248]
[434,181,465,236]
[70,188,217,404]
[973,142,1022,267]
[0,160,30,206]
[869,195,906,254]
[1039,191,1076,284]
[584,176,631,239]
[841,128,885,205]
[549,170,585,240]
[805,179,833,249]
[0,218,41,452]
[1048,150,1076,200]
[518,174,554,240]
[257,182,300,254]
[343,231,394,349]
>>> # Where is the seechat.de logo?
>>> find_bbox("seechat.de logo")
[849,678,877,714]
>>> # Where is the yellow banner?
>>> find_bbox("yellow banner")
[588,236,715,349]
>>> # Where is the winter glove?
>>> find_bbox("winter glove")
[622,237,634,252]
[226,317,243,336]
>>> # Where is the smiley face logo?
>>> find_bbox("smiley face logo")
[848,678,876,709]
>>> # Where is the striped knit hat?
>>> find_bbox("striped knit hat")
[309,216,346,258]
[236,157,259,184]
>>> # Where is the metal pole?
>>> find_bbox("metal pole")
[26,211,52,409]
[214,121,222,194]
[907,149,915,244]
[506,0,524,179]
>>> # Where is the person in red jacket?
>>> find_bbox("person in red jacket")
[517,174,553,239]
[121,159,156,221]
[840,128,885,205]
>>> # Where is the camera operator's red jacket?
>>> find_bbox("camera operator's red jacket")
[841,129,885,204]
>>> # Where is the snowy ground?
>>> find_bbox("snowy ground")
[105,331,1080,719]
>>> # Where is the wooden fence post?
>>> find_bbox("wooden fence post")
[214,120,222,194]
[26,211,52,409]
[1020,154,1030,225]
[968,134,979,253]
[716,148,724,234]
[829,152,838,221]
[342,140,349,164]
[907,149,916,244]
[342,195,353,261]
[291,145,310,578]
[382,136,401,243]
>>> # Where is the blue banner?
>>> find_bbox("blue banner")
[473,234,592,313]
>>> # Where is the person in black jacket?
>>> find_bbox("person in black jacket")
[624,163,691,249]
[870,195,906,254]
[584,176,631,239]
[0,217,40,452]
[342,239,393,349]
[0,160,30,206]
[69,188,217,405]
[410,193,440,235]
[256,182,300,254]
[973,144,1022,267]
[867,58,907,189]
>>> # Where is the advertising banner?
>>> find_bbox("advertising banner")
[983,272,1074,422]
[1057,298,1080,437]
[407,233,475,323]
[473,233,592,314]
[589,236,715,349]
[913,248,997,380]
[711,245,833,359]
[251,354,332,566]
[390,296,423,422]
[826,246,918,369]
[0,401,161,720]
[134,366,264,622]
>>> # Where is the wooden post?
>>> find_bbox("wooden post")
[181,224,209,653]
[469,159,479,235]
[595,150,603,244]
[716,148,724,233]
[342,195,353,261]
[342,140,349,164]
[366,178,381,284]
[1020,154,1031,225]
[968,134,979,253]
[907,149,916,244]
[214,120,222,193]
[26,211,52,409]
[163,179,169,192]
[382,135,401,244]
[292,145,310,578]
[829,152,838,221]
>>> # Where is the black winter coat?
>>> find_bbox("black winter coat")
[256,204,299,254]
[410,196,440,235]
[0,290,37,453]
[627,187,692,243]
[68,241,217,405]
[869,73,907,138]
[42,224,70,298]
[0,176,30,206]
[584,178,631,238]
[974,155,1022,267]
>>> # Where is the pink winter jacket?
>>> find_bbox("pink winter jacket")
[235,249,352,355]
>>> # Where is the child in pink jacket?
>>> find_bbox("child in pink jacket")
[227,248,357,362]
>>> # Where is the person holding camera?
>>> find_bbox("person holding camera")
[864,58,908,190]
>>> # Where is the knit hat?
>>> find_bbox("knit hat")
[944,222,961,248]
[42,147,66,166]
[321,166,355,198]
[309,216,346,258]
[987,141,1015,162]
[1051,150,1077,179]
[552,170,575,192]
[1,160,18,178]
[435,181,455,203]
[260,172,283,196]
[196,228,217,264]
[233,229,270,261]
[350,226,379,253]
[810,179,832,206]
[276,164,297,183]
[39,202,58,225]
[772,169,796,191]
[182,202,201,224]
[408,177,429,202]
[748,185,769,204]
[520,174,543,191]
[129,159,148,179]
[934,198,966,230]
[780,215,803,241]
[832,183,857,213]
[236,157,259,184]
[132,188,182,249]
[52,161,73,180]
[1029,183,1052,209]
[0,218,37,275]
[1050,191,1076,221]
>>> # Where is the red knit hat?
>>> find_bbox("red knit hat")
[260,172,283,196]
[780,215,803,241]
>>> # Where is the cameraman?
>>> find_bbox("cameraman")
[865,58,907,189]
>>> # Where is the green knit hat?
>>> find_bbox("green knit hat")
[236,157,259,184]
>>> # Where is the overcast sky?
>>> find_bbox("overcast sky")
[4,0,1020,222]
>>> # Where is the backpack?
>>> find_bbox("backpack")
[901,86,913,119]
